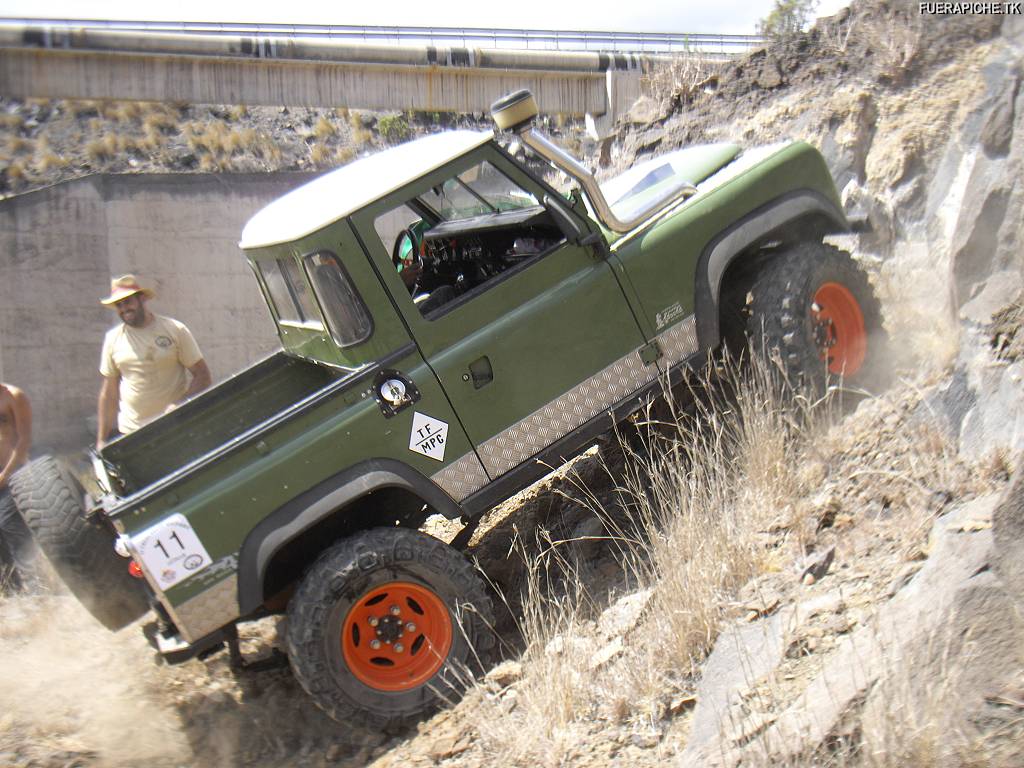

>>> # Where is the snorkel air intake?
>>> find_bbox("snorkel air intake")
[490,89,697,233]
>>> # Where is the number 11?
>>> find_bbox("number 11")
[154,531,185,559]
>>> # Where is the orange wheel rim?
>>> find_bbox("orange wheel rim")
[811,282,867,376]
[341,581,453,692]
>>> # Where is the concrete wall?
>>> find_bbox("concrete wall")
[0,172,313,453]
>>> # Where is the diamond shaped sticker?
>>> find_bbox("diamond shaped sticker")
[409,411,448,462]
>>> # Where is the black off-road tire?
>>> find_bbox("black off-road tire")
[286,527,495,732]
[8,456,149,630]
[746,242,887,392]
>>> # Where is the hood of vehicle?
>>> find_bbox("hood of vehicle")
[599,143,741,224]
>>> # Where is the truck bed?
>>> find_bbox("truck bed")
[100,352,339,494]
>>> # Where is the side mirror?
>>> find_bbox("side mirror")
[543,194,585,245]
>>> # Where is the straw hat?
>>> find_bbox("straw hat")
[100,274,155,306]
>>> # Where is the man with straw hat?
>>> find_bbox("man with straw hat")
[96,275,211,449]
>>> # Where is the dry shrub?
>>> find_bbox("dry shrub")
[4,160,25,182]
[142,109,179,135]
[309,143,333,167]
[85,134,119,162]
[313,116,337,139]
[105,101,142,124]
[139,126,165,152]
[335,146,356,164]
[33,138,67,172]
[643,51,724,103]
[227,104,249,121]
[0,113,23,130]
[851,6,924,83]
[351,127,373,147]
[183,121,257,167]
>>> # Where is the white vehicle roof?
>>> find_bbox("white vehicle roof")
[240,130,493,250]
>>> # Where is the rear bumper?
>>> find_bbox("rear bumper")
[144,621,233,665]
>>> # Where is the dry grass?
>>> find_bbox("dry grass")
[101,101,142,124]
[473,355,834,764]
[309,143,333,167]
[142,109,179,135]
[313,116,337,139]
[335,146,357,164]
[85,134,120,162]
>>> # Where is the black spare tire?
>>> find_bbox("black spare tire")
[9,456,149,630]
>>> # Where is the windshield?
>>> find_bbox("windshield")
[415,160,538,221]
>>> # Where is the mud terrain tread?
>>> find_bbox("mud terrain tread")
[286,527,495,732]
[747,241,886,390]
[8,456,148,630]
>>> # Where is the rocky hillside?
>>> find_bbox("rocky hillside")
[1,2,1024,766]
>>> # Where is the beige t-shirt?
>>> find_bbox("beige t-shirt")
[100,315,203,433]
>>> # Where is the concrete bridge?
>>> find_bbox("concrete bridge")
[0,20,762,137]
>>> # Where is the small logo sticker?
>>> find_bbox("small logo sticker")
[655,302,684,330]
[155,335,173,348]
[409,412,448,462]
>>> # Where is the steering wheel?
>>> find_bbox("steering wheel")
[392,228,423,269]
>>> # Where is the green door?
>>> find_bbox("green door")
[356,146,657,481]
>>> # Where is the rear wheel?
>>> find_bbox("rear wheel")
[8,456,149,630]
[746,242,887,391]
[286,528,495,731]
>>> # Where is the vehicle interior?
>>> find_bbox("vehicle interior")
[377,159,568,317]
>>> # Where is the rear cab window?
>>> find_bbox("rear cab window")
[252,250,375,363]
[303,251,373,347]
[258,257,324,329]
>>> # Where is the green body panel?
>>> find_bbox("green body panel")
[352,143,646,465]
[612,141,843,333]
[113,346,474,607]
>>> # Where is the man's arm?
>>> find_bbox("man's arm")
[0,386,31,489]
[96,374,120,451]
[183,359,212,399]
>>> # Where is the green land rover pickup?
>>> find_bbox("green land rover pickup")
[11,90,883,729]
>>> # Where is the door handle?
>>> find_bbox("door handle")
[467,356,493,389]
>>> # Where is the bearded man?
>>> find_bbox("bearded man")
[96,275,211,449]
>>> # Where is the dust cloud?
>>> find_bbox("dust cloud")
[0,593,189,767]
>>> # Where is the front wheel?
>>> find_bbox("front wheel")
[746,242,887,391]
[285,528,495,731]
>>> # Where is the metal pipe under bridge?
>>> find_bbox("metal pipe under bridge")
[0,20,764,137]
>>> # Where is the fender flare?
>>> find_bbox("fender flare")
[694,190,847,350]
[237,458,463,615]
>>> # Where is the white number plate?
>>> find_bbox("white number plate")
[131,513,213,590]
